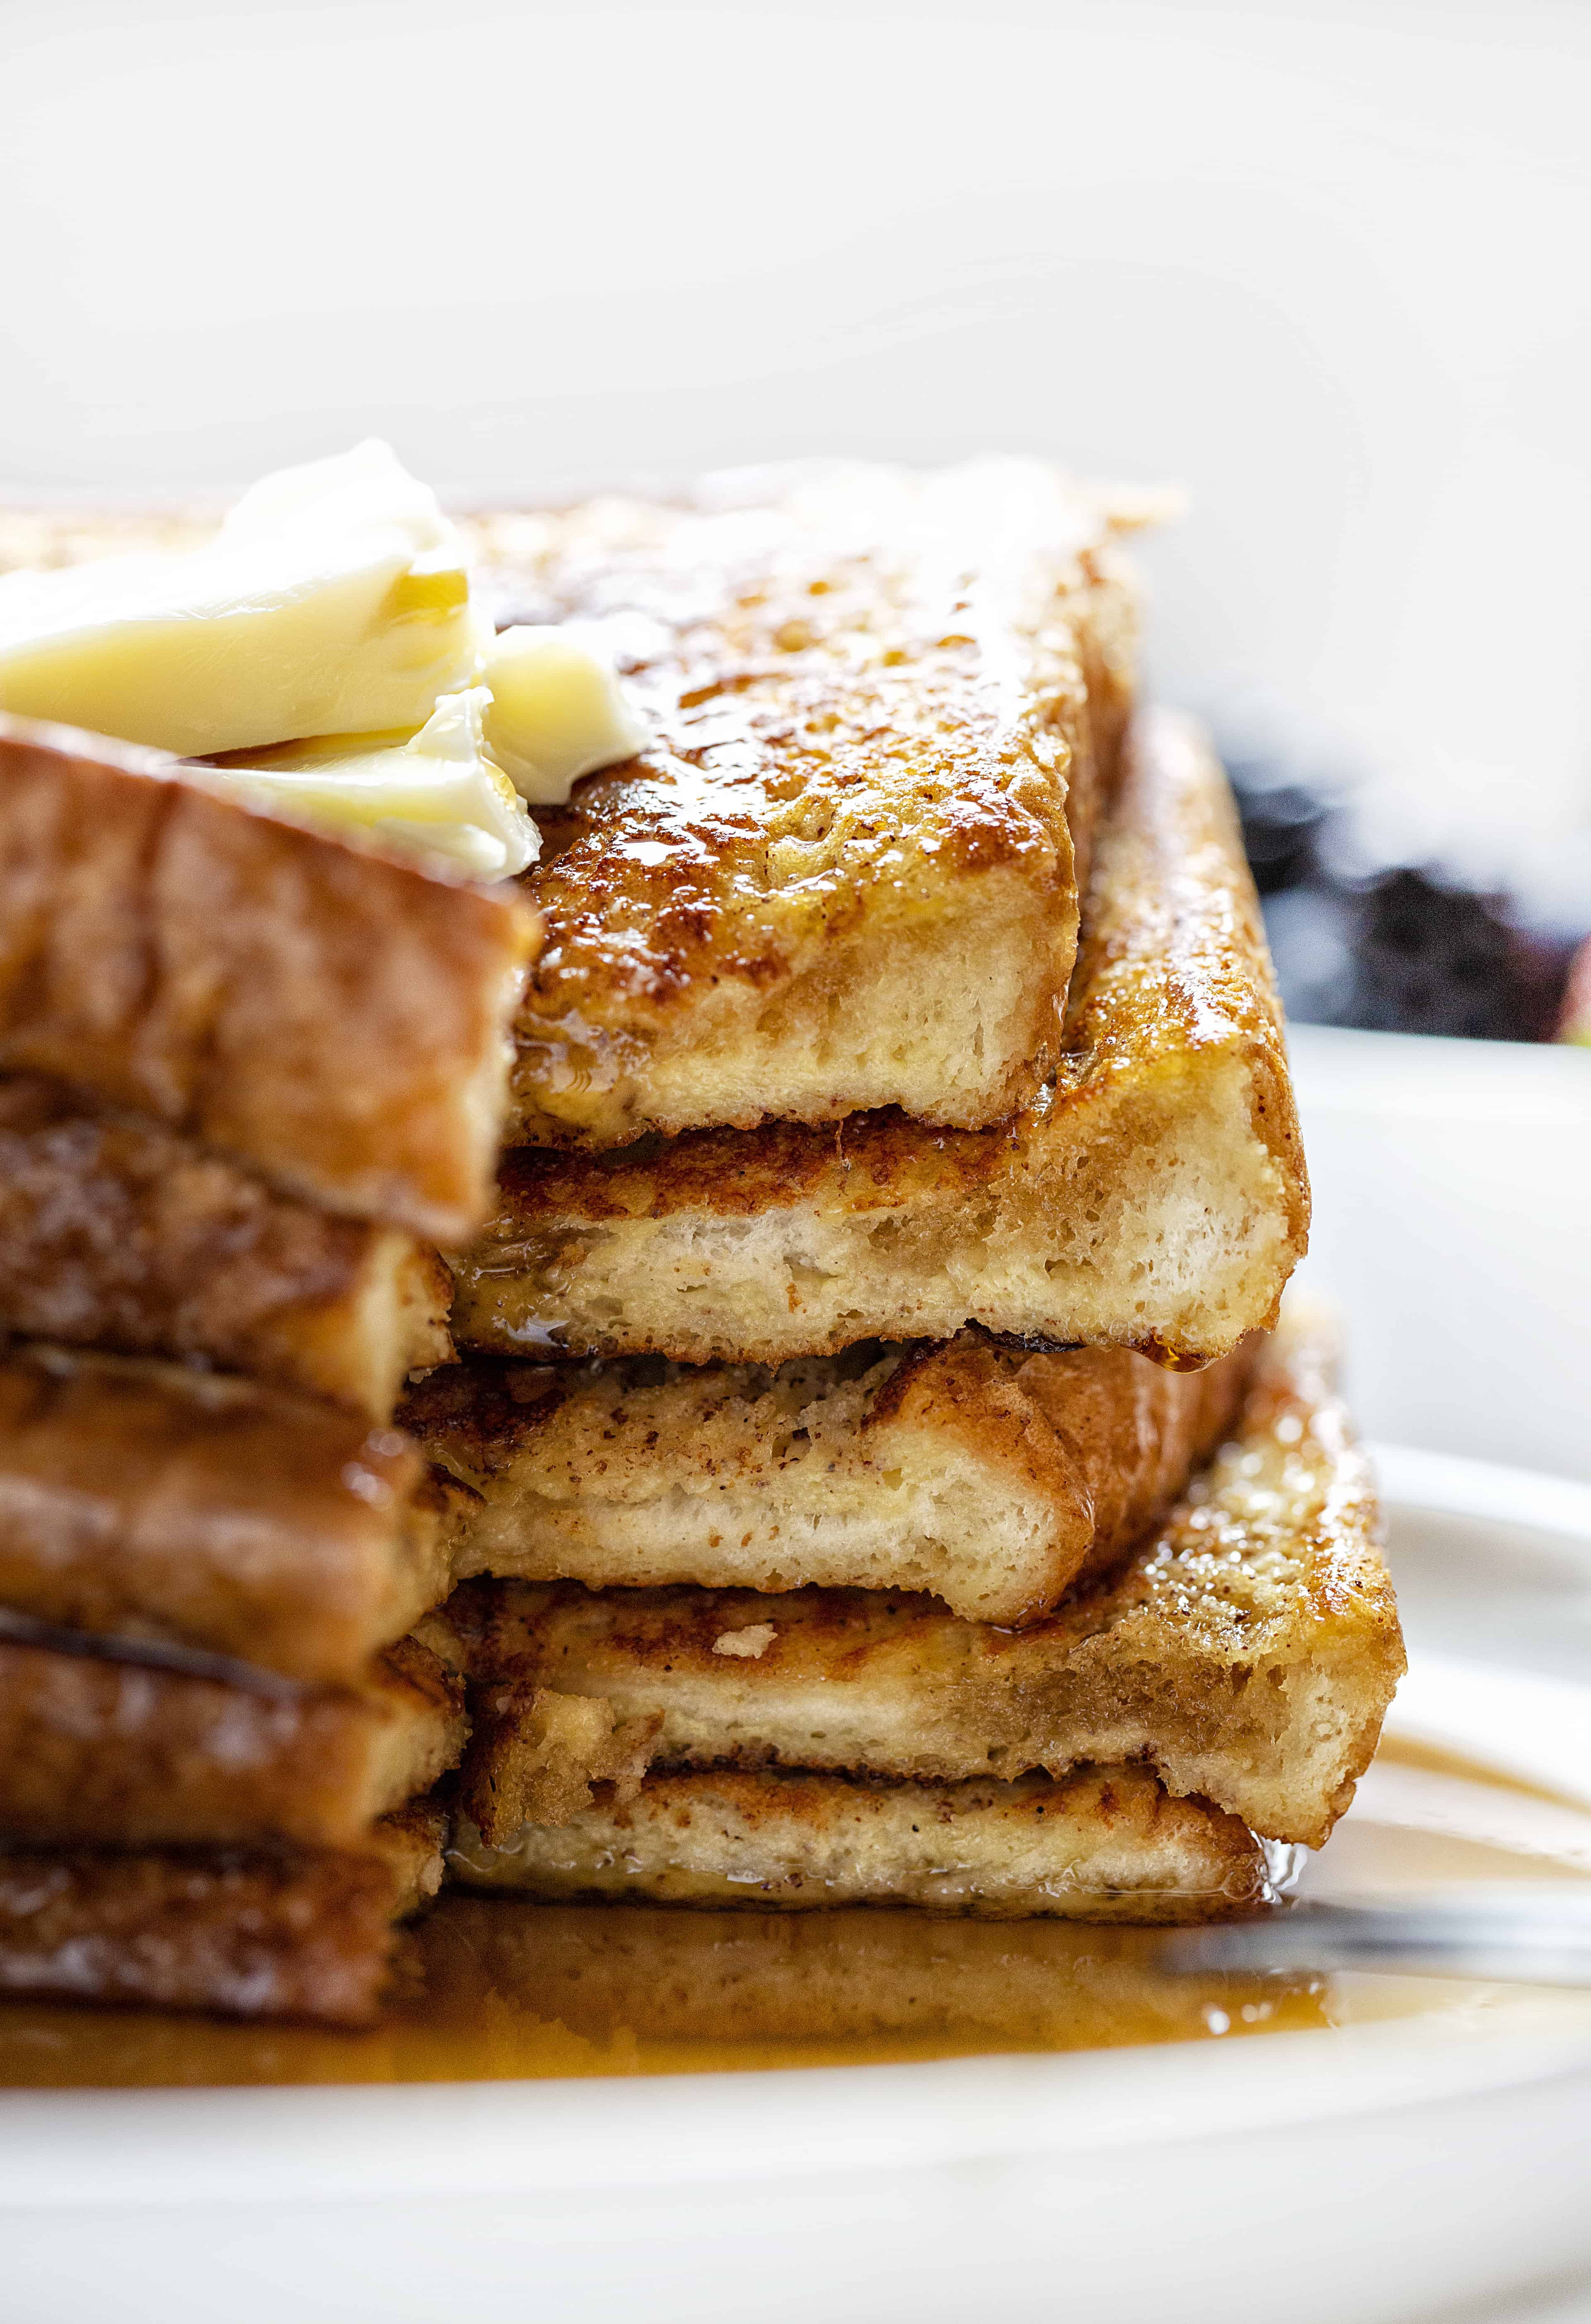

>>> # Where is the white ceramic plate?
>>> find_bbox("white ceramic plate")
[4,1450,1591,2324]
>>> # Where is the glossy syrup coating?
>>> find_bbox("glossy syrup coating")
[485,709,1295,1220]
[452,712,1310,1368]
[466,461,1142,1143]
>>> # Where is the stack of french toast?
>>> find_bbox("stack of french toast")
[0,450,1404,2026]
[0,703,541,2020]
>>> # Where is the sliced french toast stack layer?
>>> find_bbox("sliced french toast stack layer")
[0,460,1405,2027]
[0,716,539,2022]
[415,479,1403,1927]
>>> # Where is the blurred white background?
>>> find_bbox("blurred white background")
[3,0,1589,846]
[1292,1027,1591,1481]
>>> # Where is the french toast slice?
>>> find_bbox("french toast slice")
[403,1334,1252,1627]
[0,1804,443,2026]
[0,1628,466,1850]
[466,460,1142,1145]
[0,1344,453,1681]
[0,1077,450,1420]
[445,1311,1402,1850]
[452,711,1308,1369]
[447,1763,1281,1925]
[0,715,538,1243]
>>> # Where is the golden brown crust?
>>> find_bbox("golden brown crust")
[465,463,1139,1145]
[0,1076,450,1418]
[0,1631,466,1850]
[887,1334,1255,1597]
[449,1310,1403,1848]
[0,1344,453,1680]
[0,1807,444,2026]
[0,714,538,1242]
[402,1333,1252,1626]
[451,712,1310,1367]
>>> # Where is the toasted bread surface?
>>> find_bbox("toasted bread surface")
[465,462,1140,1144]
[452,711,1308,1368]
[448,1763,1276,1923]
[403,1333,1252,1626]
[0,1806,443,2025]
[448,1310,1401,1848]
[0,1344,453,1680]
[0,1629,466,1850]
[0,1077,450,1418]
[0,716,537,1242]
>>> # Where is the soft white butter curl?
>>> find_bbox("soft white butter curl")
[210,687,538,879]
[0,441,484,757]
[481,624,648,805]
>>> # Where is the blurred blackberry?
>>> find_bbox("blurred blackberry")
[1337,868,1572,1043]
[1204,692,1591,1043]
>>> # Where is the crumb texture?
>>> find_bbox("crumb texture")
[441,1309,1403,1848]
[449,1762,1273,1924]
[404,1331,1253,1624]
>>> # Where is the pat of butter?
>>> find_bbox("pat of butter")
[208,688,538,879]
[481,624,648,805]
[0,441,484,757]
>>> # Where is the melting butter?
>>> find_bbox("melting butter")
[0,441,485,757]
[482,624,648,804]
[208,688,538,879]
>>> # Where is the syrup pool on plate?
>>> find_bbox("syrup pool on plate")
[3,1733,1589,2090]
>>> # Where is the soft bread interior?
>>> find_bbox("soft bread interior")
[407,1334,1250,1627]
[442,1309,1402,1850]
[449,1764,1280,1926]
[451,712,1308,1369]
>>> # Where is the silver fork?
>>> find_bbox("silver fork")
[1162,1886,1591,1987]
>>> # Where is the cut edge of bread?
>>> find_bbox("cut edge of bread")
[441,1303,1404,1850]
[452,711,1309,1368]
[447,1764,1287,1926]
